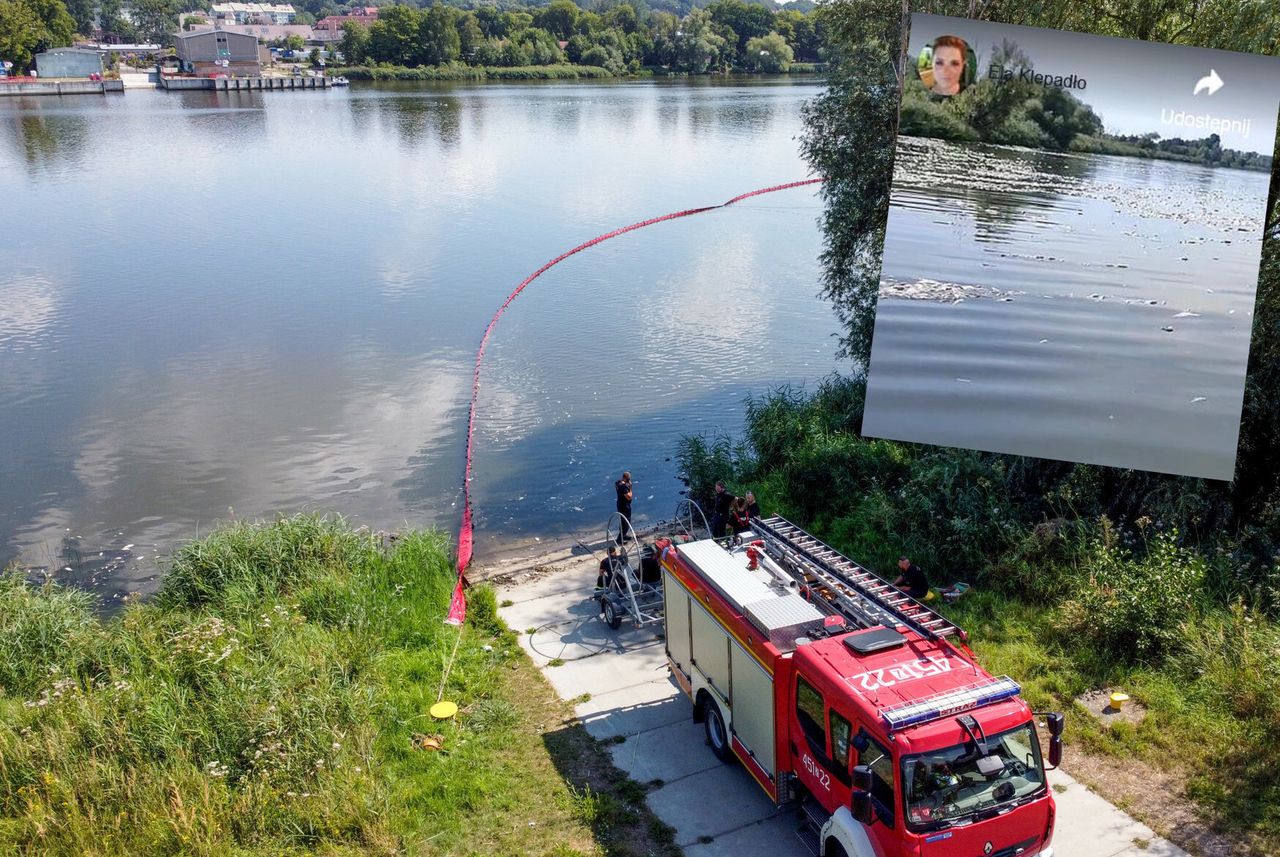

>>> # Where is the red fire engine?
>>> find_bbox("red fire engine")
[659,516,1064,857]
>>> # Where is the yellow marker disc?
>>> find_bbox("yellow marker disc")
[430,701,458,720]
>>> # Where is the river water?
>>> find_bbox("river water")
[0,79,837,600]
[865,136,1266,482]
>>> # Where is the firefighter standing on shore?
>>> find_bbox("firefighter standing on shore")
[615,471,634,544]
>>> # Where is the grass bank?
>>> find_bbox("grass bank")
[679,375,1280,854]
[0,515,676,856]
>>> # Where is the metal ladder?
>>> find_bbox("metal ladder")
[751,515,967,642]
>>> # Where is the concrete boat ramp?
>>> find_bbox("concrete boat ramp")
[485,539,1189,857]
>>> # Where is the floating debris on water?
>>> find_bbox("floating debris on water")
[956,377,973,383]
[1191,397,1207,403]
[879,277,1024,303]
[894,136,1264,236]
[1161,326,1175,332]
[1173,311,1200,318]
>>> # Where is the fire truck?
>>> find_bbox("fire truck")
[659,516,1064,857]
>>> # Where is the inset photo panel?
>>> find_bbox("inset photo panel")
[863,13,1280,481]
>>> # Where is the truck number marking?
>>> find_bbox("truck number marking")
[802,754,831,791]
[849,655,954,693]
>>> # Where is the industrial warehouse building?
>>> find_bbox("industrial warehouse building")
[174,29,261,76]
[35,48,104,78]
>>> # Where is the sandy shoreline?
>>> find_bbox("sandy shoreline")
[469,521,669,583]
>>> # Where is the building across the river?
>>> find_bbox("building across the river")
[209,2,296,24]
[174,28,262,76]
[313,9,378,41]
[186,23,316,43]
[35,48,104,78]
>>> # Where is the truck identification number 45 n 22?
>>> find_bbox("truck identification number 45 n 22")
[803,754,831,791]
[849,655,954,692]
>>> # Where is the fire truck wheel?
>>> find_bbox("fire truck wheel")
[704,700,732,763]
[600,597,622,630]
[824,840,849,857]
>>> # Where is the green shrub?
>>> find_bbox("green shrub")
[1055,524,1207,662]
[675,432,748,505]
[984,518,1088,603]
[899,88,978,142]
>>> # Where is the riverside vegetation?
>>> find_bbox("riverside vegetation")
[0,515,677,856]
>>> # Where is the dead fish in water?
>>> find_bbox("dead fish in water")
[879,277,1023,303]
[1190,397,1207,404]
[1161,326,1175,332]
[1173,311,1201,318]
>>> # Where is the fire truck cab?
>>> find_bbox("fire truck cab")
[660,516,1062,857]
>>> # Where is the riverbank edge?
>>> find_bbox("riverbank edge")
[0,515,679,855]
[331,62,826,81]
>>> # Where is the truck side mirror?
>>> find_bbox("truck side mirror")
[850,764,875,825]
[1048,735,1062,768]
[851,790,874,825]
[1046,712,1064,737]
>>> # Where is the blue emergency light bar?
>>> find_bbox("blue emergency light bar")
[880,676,1022,730]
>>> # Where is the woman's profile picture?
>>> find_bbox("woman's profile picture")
[917,34,973,98]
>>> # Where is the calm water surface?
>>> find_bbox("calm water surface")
[0,79,838,600]
[865,136,1265,481]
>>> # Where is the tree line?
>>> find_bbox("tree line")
[1,0,821,75]
[1101,132,1272,171]
[336,0,823,74]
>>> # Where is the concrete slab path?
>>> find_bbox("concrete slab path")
[492,549,1188,857]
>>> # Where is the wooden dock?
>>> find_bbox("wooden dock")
[158,75,330,91]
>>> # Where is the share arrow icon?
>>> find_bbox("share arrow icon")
[1194,69,1224,95]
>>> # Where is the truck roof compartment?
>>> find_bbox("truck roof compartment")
[677,540,772,612]
[742,593,824,652]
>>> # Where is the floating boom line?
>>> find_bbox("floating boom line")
[447,178,824,621]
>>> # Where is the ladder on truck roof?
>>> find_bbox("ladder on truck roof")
[750,515,968,643]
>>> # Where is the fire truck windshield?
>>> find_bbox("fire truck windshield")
[902,722,1046,829]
